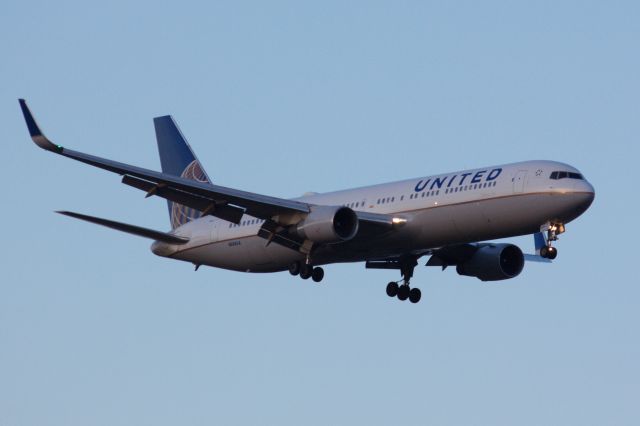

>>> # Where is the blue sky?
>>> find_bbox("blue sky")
[1,1,639,425]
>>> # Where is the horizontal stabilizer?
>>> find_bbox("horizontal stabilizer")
[56,211,190,244]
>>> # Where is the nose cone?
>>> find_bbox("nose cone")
[565,180,595,220]
[576,178,595,194]
[574,190,595,214]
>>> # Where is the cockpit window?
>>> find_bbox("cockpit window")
[550,171,583,180]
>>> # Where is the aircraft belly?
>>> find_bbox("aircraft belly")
[314,193,584,263]
[478,192,586,238]
[171,236,302,272]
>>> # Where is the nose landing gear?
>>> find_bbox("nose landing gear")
[540,222,564,260]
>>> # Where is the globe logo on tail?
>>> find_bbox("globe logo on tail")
[171,160,210,229]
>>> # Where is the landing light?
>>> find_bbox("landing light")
[392,217,407,225]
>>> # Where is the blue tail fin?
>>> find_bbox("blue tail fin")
[154,116,211,229]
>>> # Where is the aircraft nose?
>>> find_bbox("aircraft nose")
[571,182,595,215]
[576,179,596,198]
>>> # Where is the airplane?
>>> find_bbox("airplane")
[18,99,595,304]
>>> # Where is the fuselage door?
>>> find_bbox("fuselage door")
[513,170,527,193]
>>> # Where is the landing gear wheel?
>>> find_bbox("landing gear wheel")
[311,267,324,283]
[409,288,422,304]
[546,246,558,260]
[386,282,399,297]
[299,264,312,280]
[540,246,558,260]
[540,246,548,258]
[289,262,301,276]
[397,284,410,301]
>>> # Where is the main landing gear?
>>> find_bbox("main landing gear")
[386,282,421,304]
[289,261,324,283]
[540,222,564,260]
[385,257,422,304]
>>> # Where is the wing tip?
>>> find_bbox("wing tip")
[18,99,62,152]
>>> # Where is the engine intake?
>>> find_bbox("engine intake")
[456,244,524,281]
[296,206,359,244]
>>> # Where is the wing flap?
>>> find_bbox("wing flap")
[121,175,245,224]
[257,220,305,252]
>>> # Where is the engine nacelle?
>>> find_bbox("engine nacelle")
[296,206,359,244]
[456,244,524,281]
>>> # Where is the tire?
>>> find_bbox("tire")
[289,262,301,276]
[311,267,324,283]
[540,246,549,258]
[409,288,421,304]
[300,265,312,280]
[397,285,410,301]
[386,282,399,297]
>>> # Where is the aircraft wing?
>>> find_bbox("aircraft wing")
[19,99,309,222]
[19,99,399,251]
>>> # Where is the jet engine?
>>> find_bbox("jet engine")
[296,206,359,244]
[456,244,524,281]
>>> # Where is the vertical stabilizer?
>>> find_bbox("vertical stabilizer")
[154,116,211,229]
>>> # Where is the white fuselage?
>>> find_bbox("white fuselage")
[151,160,595,272]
